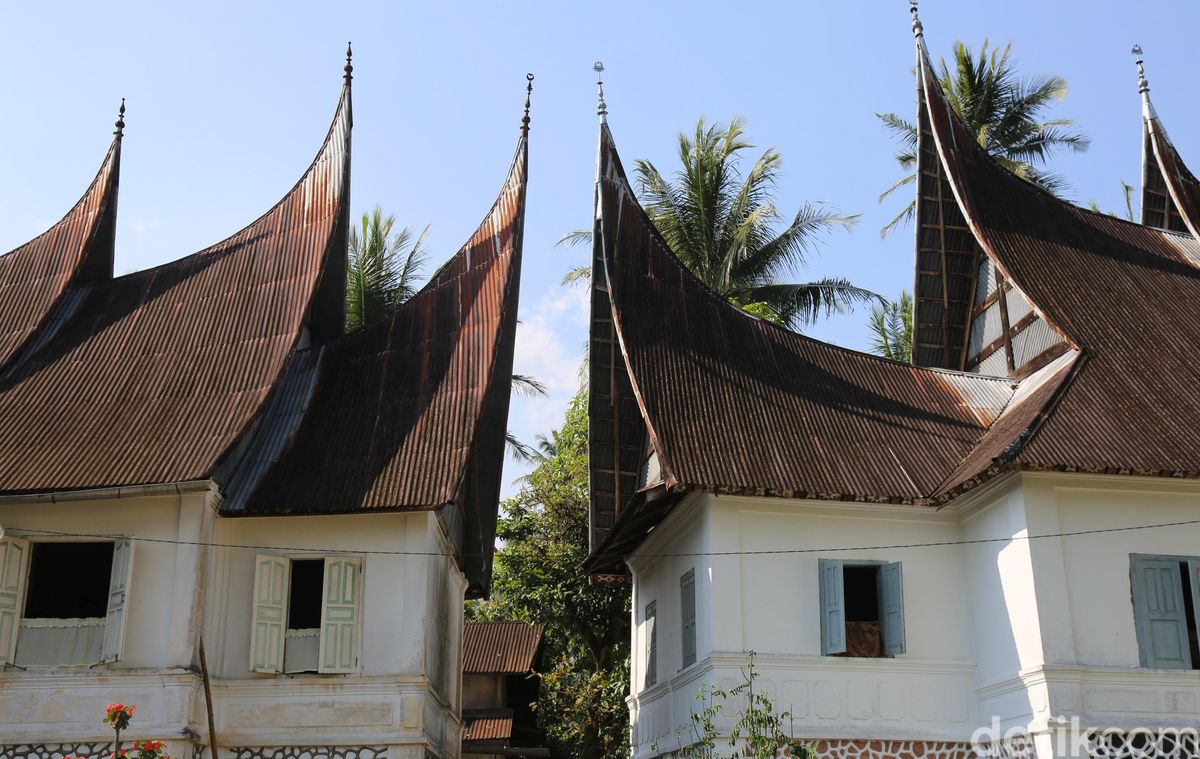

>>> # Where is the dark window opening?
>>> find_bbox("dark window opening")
[1179,563,1200,669]
[24,542,113,619]
[288,559,324,630]
[842,565,883,658]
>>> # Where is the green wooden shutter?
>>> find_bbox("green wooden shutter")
[100,538,135,663]
[250,555,290,673]
[1130,556,1191,669]
[319,557,362,673]
[644,601,657,688]
[0,538,29,665]
[879,562,906,656]
[680,569,696,668]
[819,559,846,655]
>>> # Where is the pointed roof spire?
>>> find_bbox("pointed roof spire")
[344,41,353,82]
[521,73,534,135]
[114,98,126,138]
[594,61,607,122]
[909,0,924,41]
[1133,44,1149,96]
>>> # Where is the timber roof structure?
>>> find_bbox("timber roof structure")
[0,57,529,595]
[463,621,544,674]
[586,11,1200,573]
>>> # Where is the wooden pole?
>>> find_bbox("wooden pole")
[198,637,220,759]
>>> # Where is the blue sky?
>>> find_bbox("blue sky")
[3,1,1197,495]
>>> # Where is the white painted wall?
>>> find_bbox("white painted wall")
[627,474,1200,759]
[0,492,468,759]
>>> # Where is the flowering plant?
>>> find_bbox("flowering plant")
[103,703,136,732]
[126,740,169,759]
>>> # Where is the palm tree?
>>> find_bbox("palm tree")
[878,40,1090,237]
[560,118,878,330]
[344,207,546,461]
[346,207,429,332]
[867,291,913,363]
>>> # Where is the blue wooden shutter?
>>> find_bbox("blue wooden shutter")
[1130,556,1191,669]
[879,562,906,656]
[819,559,845,655]
[644,601,657,688]
[680,569,696,668]
[0,538,29,665]
[101,538,135,663]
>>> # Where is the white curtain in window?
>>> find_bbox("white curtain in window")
[15,618,104,666]
[283,628,319,673]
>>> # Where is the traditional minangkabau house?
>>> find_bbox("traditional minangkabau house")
[0,53,530,759]
[585,8,1200,759]
[460,621,545,759]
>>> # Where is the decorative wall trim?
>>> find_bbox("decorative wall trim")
[805,739,975,759]
[193,747,387,759]
[0,744,114,759]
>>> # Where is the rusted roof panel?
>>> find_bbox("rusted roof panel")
[0,82,351,494]
[463,621,543,673]
[0,136,120,370]
[1143,110,1200,237]
[590,123,1017,508]
[463,709,515,742]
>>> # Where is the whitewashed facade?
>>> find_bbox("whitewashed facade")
[0,487,465,759]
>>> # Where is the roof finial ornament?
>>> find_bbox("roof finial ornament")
[1132,44,1149,94]
[594,61,608,122]
[114,98,126,137]
[344,42,353,82]
[521,73,535,135]
[909,0,923,39]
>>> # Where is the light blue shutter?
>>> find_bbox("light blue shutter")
[1131,556,1191,669]
[819,559,846,655]
[680,569,696,668]
[319,557,361,673]
[644,601,657,688]
[101,538,135,663]
[879,562,906,656]
[250,555,290,673]
[0,538,29,665]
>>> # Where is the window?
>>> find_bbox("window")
[680,569,696,669]
[0,537,134,666]
[250,554,362,674]
[644,600,657,688]
[819,559,905,657]
[1130,554,1200,670]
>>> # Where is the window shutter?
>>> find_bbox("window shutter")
[100,538,135,663]
[879,562,906,656]
[645,601,657,688]
[250,555,290,673]
[0,538,29,665]
[1130,556,1191,669]
[819,559,846,655]
[680,569,696,668]
[319,557,362,673]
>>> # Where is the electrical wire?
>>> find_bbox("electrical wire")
[5,518,1200,560]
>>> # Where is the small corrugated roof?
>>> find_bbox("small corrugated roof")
[463,709,514,742]
[463,621,543,674]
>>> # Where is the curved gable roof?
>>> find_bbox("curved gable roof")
[0,79,352,494]
[0,132,121,369]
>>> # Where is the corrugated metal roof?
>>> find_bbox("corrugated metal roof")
[0,134,120,370]
[0,80,351,494]
[1143,103,1200,238]
[463,709,514,742]
[463,621,543,673]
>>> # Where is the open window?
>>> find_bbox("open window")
[250,555,362,674]
[819,559,905,657]
[1130,554,1200,670]
[0,537,133,666]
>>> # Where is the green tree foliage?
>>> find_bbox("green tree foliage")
[468,394,631,759]
[559,118,878,330]
[867,290,913,363]
[878,41,1090,237]
[345,207,429,332]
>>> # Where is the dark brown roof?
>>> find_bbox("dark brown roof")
[462,709,514,742]
[0,135,120,369]
[463,621,543,673]
[0,80,352,494]
[916,32,1200,481]
[1143,99,1200,239]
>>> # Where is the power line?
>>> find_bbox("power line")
[6,518,1200,560]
